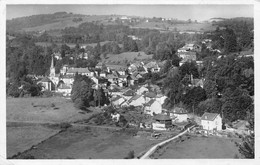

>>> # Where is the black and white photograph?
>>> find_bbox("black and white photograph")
[0,0,258,163]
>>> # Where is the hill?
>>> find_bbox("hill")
[6,12,112,32]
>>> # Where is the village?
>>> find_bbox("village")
[25,41,252,139]
[5,5,255,159]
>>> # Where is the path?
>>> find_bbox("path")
[7,120,121,130]
[139,125,195,159]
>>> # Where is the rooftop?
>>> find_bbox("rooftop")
[153,114,171,121]
[67,68,91,73]
[201,112,220,121]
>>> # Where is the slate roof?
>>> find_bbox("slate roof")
[58,84,71,89]
[67,68,91,74]
[144,92,157,98]
[143,99,156,107]
[40,77,52,82]
[201,112,220,121]
[153,114,171,121]
[171,107,188,114]
[123,89,135,96]
[111,95,123,102]
[128,95,142,103]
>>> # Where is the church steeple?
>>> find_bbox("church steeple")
[51,55,54,68]
[50,55,55,77]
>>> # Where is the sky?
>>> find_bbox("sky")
[6,4,253,21]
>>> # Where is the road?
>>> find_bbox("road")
[139,125,195,159]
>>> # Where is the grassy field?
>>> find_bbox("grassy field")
[12,127,163,159]
[6,97,102,158]
[101,51,153,64]
[23,15,109,32]
[35,41,110,48]
[7,123,60,158]
[151,134,241,159]
[6,97,97,123]
[133,22,217,32]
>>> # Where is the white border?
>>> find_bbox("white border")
[0,0,259,165]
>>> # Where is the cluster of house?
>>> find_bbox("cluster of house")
[177,43,200,66]
[35,56,165,96]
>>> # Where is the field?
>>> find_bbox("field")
[35,41,110,48]
[6,97,102,157]
[6,97,98,123]
[22,15,109,32]
[11,127,162,159]
[7,122,60,158]
[132,22,217,32]
[151,134,241,159]
[101,51,153,64]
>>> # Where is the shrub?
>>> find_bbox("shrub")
[59,122,72,130]
[42,90,53,97]
[124,150,135,159]
[74,98,85,110]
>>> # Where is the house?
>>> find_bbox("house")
[107,74,118,84]
[122,89,135,100]
[38,77,54,91]
[95,62,104,69]
[179,52,197,66]
[152,114,172,130]
[170,107,188,123]
[128,95,146,107]
[118,75,128,87]
[66,68,94,77]
[53,52,62,60]
[155,94,167,104]
[191,78,205,88]
[136,86,149,95]
[144,61,160,73]
[99,71,107,78]
[57,84,72,96]
[232,120,250,135]
[60,75,74,86]
[144,91,157,102]
[111,95,126,107]
[201,112,222,131]
[111,112,120,122]
[60,65,69,75]
[143,99,162,116]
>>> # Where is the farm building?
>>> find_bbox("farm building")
[143,99,162,116]
[170,107,188,123]
[152,114,172,130]
[201,112,222,131]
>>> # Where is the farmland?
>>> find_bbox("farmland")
[151,134,242,159]
[35,41,111,48]
[132,22,217,32]
[101,51,153,64]
[22,15,110,32]
[11,127,164,159]
[6,97,102,158]
[6,97,99,123]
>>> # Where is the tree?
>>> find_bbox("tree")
[204,79,218,98]
[224,28,238,53]
[182,87,207,114]
[197,98,222,116]
[236,110,254,158]
[71,75,94,109]
[239,22,252,50]
[179,61,199,79]
[161,60,172,74]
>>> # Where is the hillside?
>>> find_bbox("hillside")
[6,12,112,32]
